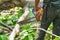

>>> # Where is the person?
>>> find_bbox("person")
[35,0,60,40]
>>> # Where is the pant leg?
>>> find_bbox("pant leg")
[37,15,51,40]
[37,6,57,40]
[52,8,60,40]
[52,18,60,40]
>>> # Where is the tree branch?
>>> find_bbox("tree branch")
[31,23,60,39]
[0,22,12,31]
[9,7,29,40]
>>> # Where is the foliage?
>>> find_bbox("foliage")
[15,24,36,40]
[0,7,59,40]
[0,7,36,40]
[0,35,8,40]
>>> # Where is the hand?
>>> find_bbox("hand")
[36,8,43,21]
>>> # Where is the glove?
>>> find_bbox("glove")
[36,8,43,21]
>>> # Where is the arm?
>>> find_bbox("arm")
[35,0,44,21]
[35,0,40,11]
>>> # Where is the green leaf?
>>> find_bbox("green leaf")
[23,36,28,40]
[0,36,2,40]
[54,37,60,40]
[20,30,28,39]
[0,35,8,40]
[21,24,31,30]
[28,34,33,40]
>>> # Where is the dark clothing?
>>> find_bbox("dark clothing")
[37,5,60,40]
[45,0,60,6]
[51,0,60,6]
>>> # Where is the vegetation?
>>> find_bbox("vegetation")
[0,7,60,40]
